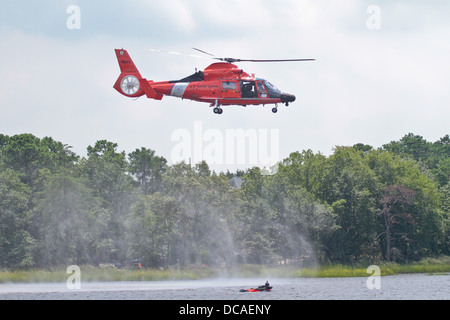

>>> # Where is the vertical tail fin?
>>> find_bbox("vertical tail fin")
[114,49,143,76]
[113,49,145,97]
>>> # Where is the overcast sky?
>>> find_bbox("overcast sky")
[1,0,449,172]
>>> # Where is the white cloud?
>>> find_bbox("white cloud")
[0,0,449,169]
[152,0,197,33]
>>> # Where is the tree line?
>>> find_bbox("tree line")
[0,132,448,269]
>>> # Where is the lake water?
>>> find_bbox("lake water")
[0,274,448,300]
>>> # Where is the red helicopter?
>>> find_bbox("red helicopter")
[113,48,314,114]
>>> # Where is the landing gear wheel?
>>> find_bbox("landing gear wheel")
[272,107,278,113]
[213,107,223,114]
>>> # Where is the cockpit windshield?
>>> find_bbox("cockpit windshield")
[263,80,281,98]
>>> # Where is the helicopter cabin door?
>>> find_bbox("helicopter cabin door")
[256,81,268,98]
[239,80,258,98]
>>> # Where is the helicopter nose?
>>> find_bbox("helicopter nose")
[280,93,295,103]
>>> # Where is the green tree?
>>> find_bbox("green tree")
[368,149,445,260]
[383,134,450,187]
[0,134,9,150]
[80,140,137,263]
[39,136,79,170]
[320,147,379,262]
[383,133,431,162]
[32,171,99,267]
[1,134,47,185]
[162,162,242,266]
[240,167,265,199]
[126,192,181,268]
[278,187,337,264]
[377,185,416,262]
[194,160,211,177]
[128,147,167,194]
[237,167,278,263]
[1,134,78,186]
[0,131,447,269]
[0,168,35,268]
[237,197,276,264]
[430,135,450,179]
[278,149,327,197]
[440,184,450,255]
[87,140,126,170]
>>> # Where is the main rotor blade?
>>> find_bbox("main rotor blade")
[192,47,216,57]
[149,48,207,59]
[240,58,315,62]
[212,57,315,63]
[158,47,316,64]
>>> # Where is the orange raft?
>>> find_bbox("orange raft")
[239,285,272,292]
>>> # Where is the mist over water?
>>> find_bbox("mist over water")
[0,274,448,300]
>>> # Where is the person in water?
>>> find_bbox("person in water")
[258,281,270,289]
[240,281,272,292]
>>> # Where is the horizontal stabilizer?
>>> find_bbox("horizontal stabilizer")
[140,79,163,100]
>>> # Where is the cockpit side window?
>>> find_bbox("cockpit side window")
[263,80,281,98]
[222,81,237,90]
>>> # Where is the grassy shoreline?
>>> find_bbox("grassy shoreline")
[1,256,449,284]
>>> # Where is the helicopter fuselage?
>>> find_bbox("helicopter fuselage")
[113,49,296,114]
